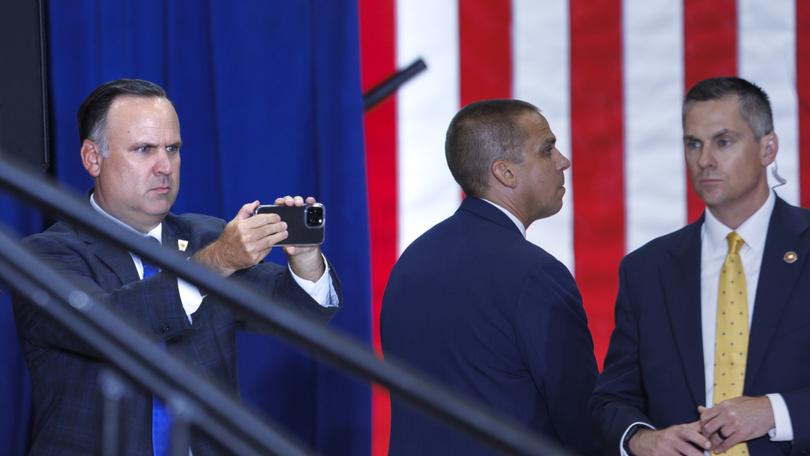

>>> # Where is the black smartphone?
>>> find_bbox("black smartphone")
[253,203,325,246]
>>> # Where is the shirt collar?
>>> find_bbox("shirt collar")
[90,193,162,243]
[702,190,775,257]
[480,198,527,238]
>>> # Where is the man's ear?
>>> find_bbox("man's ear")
[761,133,778,166]
[491,159,517,189]
[80,139,102,177]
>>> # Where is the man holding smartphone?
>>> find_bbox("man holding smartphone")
[12,78,340,455]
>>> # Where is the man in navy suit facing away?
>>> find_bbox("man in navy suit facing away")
[13,78,341,455]
[381,99,598,455]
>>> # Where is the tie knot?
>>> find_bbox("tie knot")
[726,231,745,255]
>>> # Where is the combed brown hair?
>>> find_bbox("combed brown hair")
[683,76,773,139]
[77,78,169,155]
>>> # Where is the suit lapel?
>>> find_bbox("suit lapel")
[74,191,140,284]
[661,221,706,406]
[162,215,193,256]
[77,226,140,285]
[162,220,180,254]
[76,213,193,285]
[746,198,810,387]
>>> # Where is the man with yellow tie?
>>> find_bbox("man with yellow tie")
[592,76,810,456]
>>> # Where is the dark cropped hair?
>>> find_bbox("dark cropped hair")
[683,77,773,139]
[77,78,168,155]
[445,99,540,197]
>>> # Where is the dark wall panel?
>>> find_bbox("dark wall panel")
[0,0,49,171]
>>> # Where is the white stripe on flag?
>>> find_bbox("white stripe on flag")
[623,0,686,252]
[513,0,576,272]
[396,0,461,254]
[739,0,800,204]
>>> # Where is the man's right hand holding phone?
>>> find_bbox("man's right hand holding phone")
[194,196,324,280]
[272,195,325,281]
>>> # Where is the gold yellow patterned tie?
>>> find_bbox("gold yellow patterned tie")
[712,231,749,455]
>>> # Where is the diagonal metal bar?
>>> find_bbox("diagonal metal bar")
[0,227,311,456]
[0,157,572,455]
[363,58,427,111]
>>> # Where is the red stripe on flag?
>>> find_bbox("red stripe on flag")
[569,0,625,367]
[459,0,512,104]
[359,0,396,454]
[798,0,810,207]
[683,0,737,221]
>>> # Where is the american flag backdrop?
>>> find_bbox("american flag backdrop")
[359,0,810,453]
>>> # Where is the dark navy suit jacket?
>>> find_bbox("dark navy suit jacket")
[13,212,339,456]
[381,197,598,455]
[592,197,810,456]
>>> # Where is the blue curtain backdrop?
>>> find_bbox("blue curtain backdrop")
[0,1,371,454]
[0,197,39,456]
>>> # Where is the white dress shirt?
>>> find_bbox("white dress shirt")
[700,190,791,441]
[481,198,527,238]
[619,190,791,455]
[90,195,337,324]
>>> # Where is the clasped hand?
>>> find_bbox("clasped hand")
[697,396,774,454]
[195,196,325,280]
[628,396,773,455]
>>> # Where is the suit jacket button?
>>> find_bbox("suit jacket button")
[160,325,170,334]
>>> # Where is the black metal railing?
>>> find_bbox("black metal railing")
[0,226,310,455]
[0,157,573,455]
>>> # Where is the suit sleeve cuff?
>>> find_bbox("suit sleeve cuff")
[621,422,655,456]
[288,254,338,308]
[767,393,793,441]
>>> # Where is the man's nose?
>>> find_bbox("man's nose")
[697,147,715,169]
[153,149,173,175]
[557,150,571,171]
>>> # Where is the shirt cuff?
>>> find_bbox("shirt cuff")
[766,393,793,441]
[177,278,204,323]
[288,254,338,308]
[620,422,655,456]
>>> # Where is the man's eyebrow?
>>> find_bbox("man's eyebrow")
[129,140,183,149]
[683,129,740,142]
[132,141,158,148]
[711,128,740,139]
[541,136,557,147]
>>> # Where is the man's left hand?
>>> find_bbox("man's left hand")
[698,396,774,453]
[275,195,325,281]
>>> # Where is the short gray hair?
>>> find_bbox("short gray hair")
[445,99,540,197]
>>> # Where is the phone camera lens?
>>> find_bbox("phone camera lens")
[306,206,324,227]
